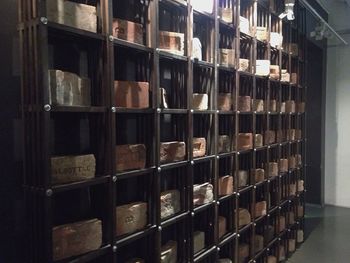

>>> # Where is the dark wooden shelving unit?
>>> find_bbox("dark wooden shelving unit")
[19,0,307,262]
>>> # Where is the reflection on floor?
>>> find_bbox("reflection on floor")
[288,205,350,262]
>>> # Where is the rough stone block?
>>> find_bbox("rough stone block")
[219,49,235,67]
[237,133,253,151]
[160,142,186,164]
[193,94,208,110]
[238,58,249,72]
[236,170,248,187]
[279,159,288,173]
[218,135,231,153]
[160,190,181,219]
[255,201,267,218]
[252,168,265,183]
[237,96,252,112]
[159,31,185,56]
[115,81,149,108]
[254,235,264,252]
[218,93,232,111]
[219,8,233,23]
[255,134,264,147]
[116,202,148,236]
[113,18,143,45]
[297,230,304,243]
[116,144,146,172]
[238,208,251,227]
[218,176,234,196]
[193,138,206,158]
[269,162,279,177]
[193,183,214,206]
[253,99,264,112]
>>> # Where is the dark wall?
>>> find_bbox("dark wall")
[0,1,25,262]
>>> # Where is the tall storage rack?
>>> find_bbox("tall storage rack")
[19,0,307,262]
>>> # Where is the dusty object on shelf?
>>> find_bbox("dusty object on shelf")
[160,190,181,219]
[49,70,91,106]
[288,212,295,224]
[116,202,148,236]
[288,239,296,252]
[269,162,278,177]
[237,96,252,112]
[255,201,267,217]
[297,230,304,243]
[238,243,250,263]
[116,144,146,172]
[193,231,205,254]
[218,216,227,238]
[219,7,233,23]
[47,0,97,32]
[256,26,268,42]
[193,137,207,158]
[281,70,290,82]
[192,0,214,13]
[264,225,275,244]
[256,60,270,76]
[289,183,297,196]
[218,175,234,196]
[298,205,304,217]
[288,156,296,169]
[298,180,305,192]
[280,102,286,113]
[240,16,250,35]
[161,240,178,263]
[270,32,283,48]
[279,158,289,173]
[298,102,305,113]
[279,245,286,261]
[285,100,296,113]
[159,31,185,56]
[291,73,298,84]
[192,38,202,61]
[270,65,280,80]
[115,81,149,108]
[238,58,250,72]
[218,135,231,153]
[51,154,96,185]
[193,183,214,206]
[279,216,286,232]
[253,99,264,112]
[255,134,263,147]
[269,99,277,112]
[287,129,296,141]
[252,168,265,183]
[254,235,264,252]
[218,93,232,111]
[192,93,209,110]
[160,88,169,108]
[160,142,186,163]
[237,133,253,151]
[52,219,102,261]
[219,49,235,67]
[236,170,248,187]
[267,256,277,263]
[112,18,143,45]
[288,43,299,56]
[296,154,302,165]
[126,259,145,263]
[264,130,276,145]
[238,208,251,227]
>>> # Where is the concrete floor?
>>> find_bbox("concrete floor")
[288,205,350,262]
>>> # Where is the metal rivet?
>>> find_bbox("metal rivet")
[157,108,161,113]
[158,226,162,231]
[279,207,282,210]
[191,212,195,217]
[111,107,117,113]
[268,111,271,114]
[237,111,241,114]
[268,146,271,149]
[268,180,271,183]
[288,229,291,232]
[113,245,117,252]
[237,193,240,196]
[233,192,237,195]
[217,246,220,251]
[289,200,292,203]
[46,189,53,197]
[237,234,240,237]
[278,238,281,241]
[279,175,282,178]
[217,201,220,205]
[267,248,270,252]
[190,109,194,113]
[217,16,221,19]
[156,48,160,52]
[43,104,51,112]
[40,17,48,24]
[108,35,114,42]
[253,186,256,189]
[216,155,220,160]
[113,176,117,183]
[268,214,270,217]
[237,152,240,155]
[254,223,257,226]
[254,148,257,152]
[157,167,161,172]
[216,110,219,113]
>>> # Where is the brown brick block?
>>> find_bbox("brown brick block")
[255,201,267,218]
[218,176,234,196]
[237,96,252,112]
[279,158,288,173]
[252,168,265,183]
[113,18,143,45]
[160,190,181,219]
[160,142,186,164]
[116,144,146,172]
[193,94,209,110]
[115,81,149,109]
[193,137,206,158]
[269,162,279,177]
[238,208,251,227]
[218,49,235,67]
[237,133,253,151]
[255,134,263,147]
[218,93,232,111]
[218,135,231,153]
[116,202,148,236]
[193,183,214,206]
[159,31,185,56]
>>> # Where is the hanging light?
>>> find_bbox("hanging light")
[279,0,295,20]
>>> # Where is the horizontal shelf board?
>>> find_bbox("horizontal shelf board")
[193,201,215,214]
[238,70,255,77]
[240,31,253,41]
[219,19,236,30]
[217,151,236,158]
[268,206,279,214]
[192,109,216,114]
[218,232,236,247]
[51,105,107,113]
[218,193,236,202]
[254,214,267,224]
[161,211,190,227]
[47,22,105,41]
[237,148,253,154]
[218,110,235,115]
[237,111,253,115]
[116,167,156,180]
[255,74,269,80]
[193,245,217,262]
[116,225,157,247]
[158,50,188,61]
[254,146,267,151]
[192,59,215,68]
[193,8,215,20]
[52,176,109,194]
[192,155,215,164]
[238,222,253,234]
[160,108,188,114]
[238,185,253,194]
[160,160,189,170]
[255,180,267,187]
[159,0,187,9]
[218,65,236,73]
[113,38,153,53]
[268,175,279,182]
[55,244,111,263]
[115,108,154,114]
[256,39,268,46]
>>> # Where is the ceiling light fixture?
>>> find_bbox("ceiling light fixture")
[279,0,295,20]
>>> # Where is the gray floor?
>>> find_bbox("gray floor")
[288,205,350,263]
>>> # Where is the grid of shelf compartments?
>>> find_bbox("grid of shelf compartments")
[18,0,307,262]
